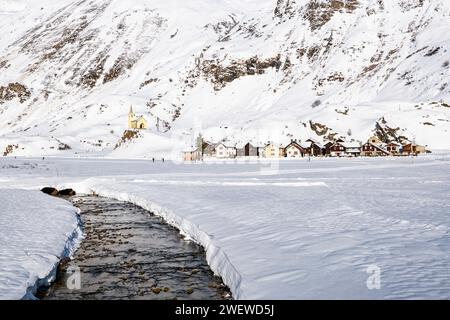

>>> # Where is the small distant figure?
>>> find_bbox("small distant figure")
[162,158,165,163]
[152,158,155,163]
[42,157,45,160]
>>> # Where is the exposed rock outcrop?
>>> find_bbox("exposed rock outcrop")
[274,0,298,19]
[304,0,360,31]
[200,55,283,90]
[114,130,142,149]
[374,117,409,144]
[0,83,31,104]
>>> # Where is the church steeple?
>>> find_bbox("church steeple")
[128,105,136,129]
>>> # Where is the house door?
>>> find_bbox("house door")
[140,123,145,129]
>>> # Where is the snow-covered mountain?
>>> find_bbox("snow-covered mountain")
[0,0,449,157]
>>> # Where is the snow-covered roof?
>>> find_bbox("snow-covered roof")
[204,141,216,147]
[367,142,390,154]
[215,142,236,149]
[183,146,199,152]
[285,140,307,150]
[307,139,325,149]
[342,142,361,149]
[299,142,310,149]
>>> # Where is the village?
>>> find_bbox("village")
[124,106,430,161]
[182,135,430,161]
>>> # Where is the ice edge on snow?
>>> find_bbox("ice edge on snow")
[22,206,83,300]
[84,186,244,300]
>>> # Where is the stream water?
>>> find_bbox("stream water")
[38,196,231,300]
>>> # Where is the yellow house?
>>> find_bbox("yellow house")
[128,106,148,129]
[263,143,280,158]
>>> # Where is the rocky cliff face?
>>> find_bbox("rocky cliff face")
[0,0,449,157]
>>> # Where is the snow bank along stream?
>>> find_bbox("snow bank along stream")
[0,189,81,299]
[39,195,230,300]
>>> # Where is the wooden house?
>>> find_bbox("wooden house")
[237,142,259,157]
[246,143,259,157]
[236,143,246,157]
[387,142,402,155]
[415,145,428,154]
[361,142,390,157]
[323,141,334,156]
[306,139,325,156]
[403,143,427,155]
[342,142,361,157]
[329,141,347,157]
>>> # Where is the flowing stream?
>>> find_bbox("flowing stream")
[38,195,231,300]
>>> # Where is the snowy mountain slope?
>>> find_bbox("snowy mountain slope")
[0,0,449,157]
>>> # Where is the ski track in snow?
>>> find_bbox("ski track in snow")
[1,155,450,299]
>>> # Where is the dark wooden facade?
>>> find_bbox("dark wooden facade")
[329,142,346,157]
[387,142,401,155]
[361,143,390,156]
[236,146,246,157]
[245,143,259,157]
[308,142,324,156]
[324,142,334,156]
[402,143,427,155]
[236,143,259,157]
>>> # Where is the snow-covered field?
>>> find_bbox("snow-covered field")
[0,189,81,299]
[1,155,450,299]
